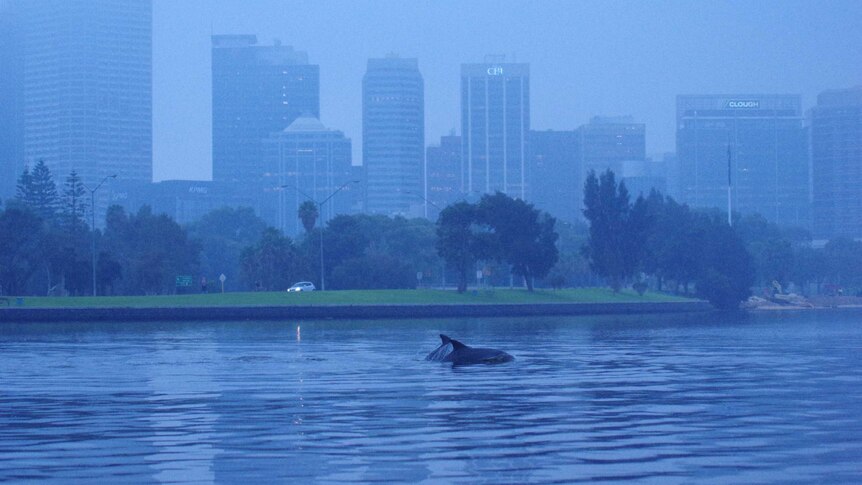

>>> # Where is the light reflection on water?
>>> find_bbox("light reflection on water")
[1,311,861,483]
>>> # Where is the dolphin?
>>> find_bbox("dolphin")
[425,334,514,365]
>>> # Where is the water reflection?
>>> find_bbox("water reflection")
[142,332,221,483]
[1,311,861,483]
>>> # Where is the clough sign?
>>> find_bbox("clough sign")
[726,100,760,109]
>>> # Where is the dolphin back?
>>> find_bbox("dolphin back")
[425,334,455,361]
[426,334,513,365]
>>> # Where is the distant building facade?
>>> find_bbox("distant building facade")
[425,135,461,220]
[619,159,667,200]
[212,35,319,186]
[0,0,23,201]
[263,116,355,236]
[576,116,647,215]
[8,0,152,219]
[461,60,530,199]
[677,95,809,227]
[810,86,862,239]
[362,56,424,216]
[527,130,579,222]
[578,116,646,179]
[109,180,257,226]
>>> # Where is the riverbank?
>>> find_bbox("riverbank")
[0,288,711,322]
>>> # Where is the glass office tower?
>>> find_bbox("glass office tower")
[460,61,530,199]
[677,95,809,227]
[362,56,424,216]
[212,35,319,186]
[810,86,862,239]
[11,0,152,221]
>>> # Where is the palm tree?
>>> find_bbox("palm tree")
[298,200,319,233]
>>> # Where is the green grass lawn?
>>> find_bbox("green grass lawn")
[10,288,694,308]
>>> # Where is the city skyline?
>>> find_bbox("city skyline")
[152,1,862,182]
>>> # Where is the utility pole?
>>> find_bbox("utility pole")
[85,174,117,296]
[727,142,732,227]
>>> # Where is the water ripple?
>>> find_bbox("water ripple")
[1,312,862,483]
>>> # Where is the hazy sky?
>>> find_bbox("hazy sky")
[152,0,861,181]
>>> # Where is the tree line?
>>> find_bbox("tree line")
[579,169,862,308]
[2,162,860,309]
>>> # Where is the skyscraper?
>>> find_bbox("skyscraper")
[810,86,862,239]
[263,115,354,236]
[362,55,424,216]
[527,130,579,222]
[0,0,23,201]
[578,116,646,178]
[212,35,319,186]
[425,134,461,220]
[12,0,152,216]
[677,95,809,227]
[461,60,530,199]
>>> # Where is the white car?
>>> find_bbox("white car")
[287,281,316,292]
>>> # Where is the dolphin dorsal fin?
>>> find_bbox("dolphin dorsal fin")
[439,334,468,350]
[449,338,468,350]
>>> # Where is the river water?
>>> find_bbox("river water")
[1,310,860,483]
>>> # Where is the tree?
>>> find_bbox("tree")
[297,200,319,234]
[582,170,643,292]
[186,207,268,291]
[330,253,416,290]
[62,169,87,230]
[823,238,862,290]
[27,160,59,221]
[642,192,701,293]
[15,166,35,206]
[0,205,44,295]
[476,192,559,291]
[239,228,298,291]
[693,214,755,309]
[102,206,201,295]
[436,201,481,293]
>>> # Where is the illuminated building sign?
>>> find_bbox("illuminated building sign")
[726,100,760,109]
[487,67,504,76]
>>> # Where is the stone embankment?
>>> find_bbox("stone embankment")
[0,301,712,323]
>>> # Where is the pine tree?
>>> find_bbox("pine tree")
[27,160,59,221]
[15,165,35,206]
[63,169,88,229]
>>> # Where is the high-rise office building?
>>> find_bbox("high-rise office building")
[263,116,354,236]
[212,35,319,186]
[109,180,257,226]
[677,95,809,227]
[619,159,668,200]
[810,86,862,239]
[362,55,424,216]
[425,135,461,220]
[0,0,23,202]
[461,60,530,199]
[527,130,579,222]
[578,116,646,178]
[10,0,152,217]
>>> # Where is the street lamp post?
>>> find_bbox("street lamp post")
[404,190,447,289]
[85,174,117,297]
[282,180,358,291]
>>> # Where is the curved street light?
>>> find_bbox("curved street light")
[84,174,117,297]
[281,180,359,291]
